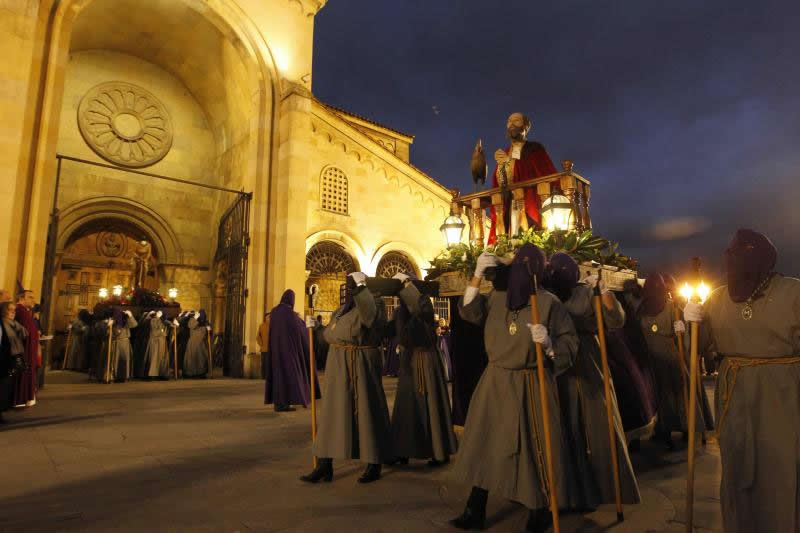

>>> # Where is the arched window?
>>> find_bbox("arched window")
[320,166,348,215]
[376,251,417,278]
[305,241,357,277]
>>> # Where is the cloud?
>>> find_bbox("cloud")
[648,217,712,241]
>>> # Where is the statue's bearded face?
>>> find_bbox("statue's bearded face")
[506,113,530,141]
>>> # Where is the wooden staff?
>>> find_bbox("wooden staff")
[207,327,212,379]
[105,321,113,383]
[172,322,179,380]
[686,317,700,533]
[308,320,317,468]
[62,326,73,370]
[593,281,624,522]
[672,303,690,425]
[529,273,560,533]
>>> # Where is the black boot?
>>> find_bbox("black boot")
[300,458,332,483]
[358,463,382,483]
[526,508,553,532]
[450,486,487,530]
[427,457,450,468]
[385,457,408,466]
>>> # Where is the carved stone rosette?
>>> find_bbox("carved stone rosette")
[78,82,173,168]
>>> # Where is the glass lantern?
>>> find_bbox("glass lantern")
[440,213,466,248]
[168,288,178,301]
[112,285,123,297]
[541,193,574,232]
[98,288,109,299]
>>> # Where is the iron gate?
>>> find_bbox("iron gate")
[215,193,251,377]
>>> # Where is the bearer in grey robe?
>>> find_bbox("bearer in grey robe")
[132,311,153,378]
[450,245,578,532]
[64,310,91,370]
[143,311,169,379]
[105,309,137,383]
[388,272,457,466]
[686,229,800,533]
[545,253,640,511]
[183,310,210,378]
[301,272,392,484]
[639,273,713,449]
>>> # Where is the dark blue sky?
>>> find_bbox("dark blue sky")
[312,0,800,281]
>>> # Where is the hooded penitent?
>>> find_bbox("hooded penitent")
[545,252,580,303]
[640,273,667,317]
[725,229,777,303]
[506,243,546,311]
[265,289,317,407]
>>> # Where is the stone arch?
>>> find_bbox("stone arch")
[305,230,366,267]
[57,196,182,264]
[375,251,420,279]
[304,239,361,319]
[20,0,282,360]
[369,241,428,278]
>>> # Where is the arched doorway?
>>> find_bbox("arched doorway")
[305,241,359,323]
[375,251,419,279]
[22,0,278,380]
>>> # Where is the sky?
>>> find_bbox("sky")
[312,0,800,283]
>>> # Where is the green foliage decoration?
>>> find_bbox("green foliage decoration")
[426,229,637,280]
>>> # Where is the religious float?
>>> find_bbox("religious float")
[427,159,639,295]
[92,286,181,319]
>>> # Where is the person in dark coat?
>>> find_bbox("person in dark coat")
[1,301,27,422]
[264,290,317,411]
[13,290,39,406]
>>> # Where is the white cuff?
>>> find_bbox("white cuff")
[463,286,479,306]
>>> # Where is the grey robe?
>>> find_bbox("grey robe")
[143,317,169,378]
[558,285,640,508]
[107,315,137,382]
[640,300,713,434]
[389,284,458,461]
[701,276,800,533]
[455,288,577,510]
[313,287,392,464]
[183,318,209,377]
[64,319,89,370]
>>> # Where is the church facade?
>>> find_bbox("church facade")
[0,0,454,376]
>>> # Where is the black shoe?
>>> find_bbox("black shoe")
[450,508,486,530]
[357,463,382,483]
[427,457,449,468]
[526,508,553,532]
[385,457,409,466]
[0,414,7,425]
[275,405,296,412]
[300,458,332,483]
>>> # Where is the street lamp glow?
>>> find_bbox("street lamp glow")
[168,288,178,300]
[112,285,123,297]
[680,282,694,302]
[99,287,108,299]
[680,281,710,304]
[696,282,710,304]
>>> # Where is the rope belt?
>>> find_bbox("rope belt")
[414,348,427,395]
[522,369,551,505]
[330,344,378,417]
[717,355,800,434]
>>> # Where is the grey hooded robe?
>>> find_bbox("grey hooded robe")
[313,286,392,464]
[639,299,714,435]
[455,288,577,510]
[558,284,640,509]
[143,316,169,378]
[701,275,800,533]
[183,318,209,377]
[105,315,137,383]
[64,319,89,370]
[389,283,458,461]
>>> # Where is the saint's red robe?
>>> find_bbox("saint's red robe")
[13,304,39,405]
[487,141,557,245]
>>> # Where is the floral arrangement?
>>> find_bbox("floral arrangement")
[426,229,637,280]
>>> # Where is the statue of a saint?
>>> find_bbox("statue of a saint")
[131,240,152,289]
[488,112,558,244]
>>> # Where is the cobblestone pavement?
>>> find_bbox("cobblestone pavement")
[0,372,721,532]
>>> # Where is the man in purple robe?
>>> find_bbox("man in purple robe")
[13,289,39,407]
[264,289,318,412]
